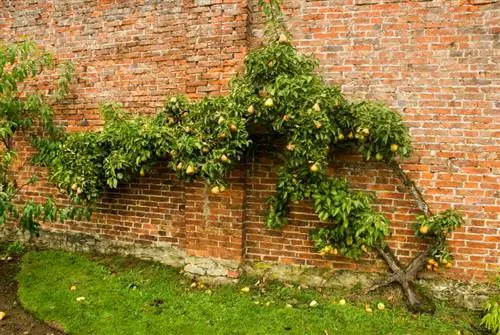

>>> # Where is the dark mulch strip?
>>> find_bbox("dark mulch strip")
[0,255,65,335]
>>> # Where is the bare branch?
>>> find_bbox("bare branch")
[375,245,402,273]
[388,159,432,218]
[406,244,434,278]
[368,272,400,292]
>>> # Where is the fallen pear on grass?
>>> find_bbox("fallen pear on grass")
[264,98,274,107]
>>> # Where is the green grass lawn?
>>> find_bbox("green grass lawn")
[16,250,479,335]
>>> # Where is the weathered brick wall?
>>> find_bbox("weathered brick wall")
[1,0,249,124]
[1,0,498,281]
[246,0,499,280]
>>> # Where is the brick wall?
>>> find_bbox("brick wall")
[1,0,498,281]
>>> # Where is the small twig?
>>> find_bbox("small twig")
[11,180,33,197]
[2,136,11,150]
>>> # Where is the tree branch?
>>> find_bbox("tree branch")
[375,245,402,273]
[368,272,400,292]
[365,159,444,313]
[405,244,434,278]
[11,179,32,197]
[388,159,432,218]
[2,135,12,150]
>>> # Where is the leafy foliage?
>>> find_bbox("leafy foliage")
[37,36,413,261]
[414,210,464,268]
[415,209,464,238]
[258,0,288,41]
[310,179,390,259]
[36,96,252,206]
[5,240,25,255]
[482,301,500,335]
[0,40,73,233]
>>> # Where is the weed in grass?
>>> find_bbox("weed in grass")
[6,242,25,255]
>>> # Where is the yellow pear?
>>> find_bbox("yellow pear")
[419,225,430,235]
[186,165,196,175]
[264,98,274,107]
[279,33,289,44]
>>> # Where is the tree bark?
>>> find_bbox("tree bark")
[387,159,432,218]
[371,244,436,313]
[369,160,438,313]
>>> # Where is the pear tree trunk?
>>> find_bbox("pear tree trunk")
[369,160,437,313]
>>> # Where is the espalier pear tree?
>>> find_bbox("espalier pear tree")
[0,40,76,235]
[35,0,464,312]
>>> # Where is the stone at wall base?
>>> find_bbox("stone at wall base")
[0,227,241,284]
[242,261,497,311]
